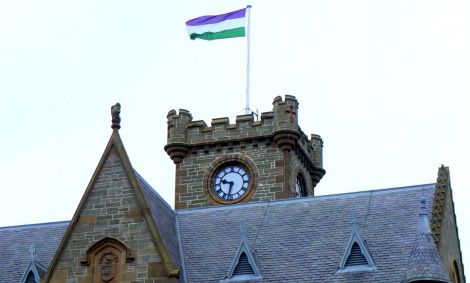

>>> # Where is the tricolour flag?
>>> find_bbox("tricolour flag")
[186,8,247,41]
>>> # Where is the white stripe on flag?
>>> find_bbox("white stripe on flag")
[186,17,245,35]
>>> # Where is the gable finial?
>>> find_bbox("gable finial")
[418,199,432,234]
[28,244,36,261]
[111,103,121,130]
[351,212,358,231]
[419,199,427,216]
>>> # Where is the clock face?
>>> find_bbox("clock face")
[213,164,250,201]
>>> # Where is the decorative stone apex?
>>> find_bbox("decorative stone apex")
[111,103,121,130]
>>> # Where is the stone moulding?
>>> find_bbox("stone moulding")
[164,143,189,164]
[272,129,300,151]
[80,237,135,266]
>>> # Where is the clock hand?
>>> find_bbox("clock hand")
[221,179,234,196]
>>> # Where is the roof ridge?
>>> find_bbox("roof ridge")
[178,183,436,214]
[0,220,69,231]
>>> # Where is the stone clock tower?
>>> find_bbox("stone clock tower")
[165,95,325,209]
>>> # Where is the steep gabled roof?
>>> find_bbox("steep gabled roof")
[137,172,181,269]
[44,129,179,281]
[0,221,68,282]
[178,184,437,282]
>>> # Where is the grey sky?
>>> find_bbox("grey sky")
[0,0,468,271]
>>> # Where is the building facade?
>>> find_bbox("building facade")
[0,96,465,283]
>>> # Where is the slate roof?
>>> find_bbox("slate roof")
[136,171,182,269]
[177,184,437,283]
[0,221,68,282]
[0,183,445,283]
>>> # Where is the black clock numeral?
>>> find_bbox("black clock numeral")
[216,188,223,195]
[226,194,233,200]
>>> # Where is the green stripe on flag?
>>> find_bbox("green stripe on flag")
[190,27,245,41]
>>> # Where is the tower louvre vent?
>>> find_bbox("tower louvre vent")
[233,252,255,276]
[338,216,376,272]
[345,242,369,267]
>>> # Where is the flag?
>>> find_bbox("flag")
[186,8,247,41]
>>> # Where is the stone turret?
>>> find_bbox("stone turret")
[272,95,300,151]
[164,109,192,164]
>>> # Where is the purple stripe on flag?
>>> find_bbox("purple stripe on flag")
[186,8,246,26]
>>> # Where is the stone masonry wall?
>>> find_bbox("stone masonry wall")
[438,182,466,283]
[50,148,166,283]
[175,141,284,209]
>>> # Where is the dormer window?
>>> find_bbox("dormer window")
[221,225,262,282]
[338,216,376,273]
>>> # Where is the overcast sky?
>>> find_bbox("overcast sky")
[0,0,468,270]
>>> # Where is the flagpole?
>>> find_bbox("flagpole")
[245,5,252,114]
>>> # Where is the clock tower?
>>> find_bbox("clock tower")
[165,95,325,209]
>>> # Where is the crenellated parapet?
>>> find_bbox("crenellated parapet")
[165,96,323,169]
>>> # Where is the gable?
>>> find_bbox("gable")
[45,132,179,282]
[432,166,466,283]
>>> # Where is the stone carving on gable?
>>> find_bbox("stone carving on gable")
[80,237,134,283]
[99,252,118,282]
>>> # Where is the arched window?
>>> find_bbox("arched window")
[450,260,461,283]
[294,173,307,197]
